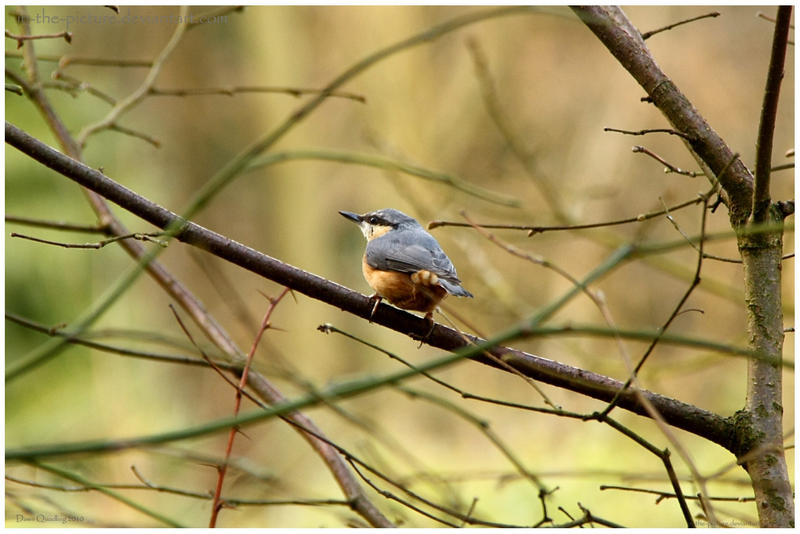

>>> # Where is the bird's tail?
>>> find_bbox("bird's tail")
[439,279,473,298]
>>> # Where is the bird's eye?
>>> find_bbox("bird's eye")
[368,216,379,224]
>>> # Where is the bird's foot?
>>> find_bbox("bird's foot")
[368,294,382,323]
[417,312,436,348]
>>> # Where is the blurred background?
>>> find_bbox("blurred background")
[5,5,794,527]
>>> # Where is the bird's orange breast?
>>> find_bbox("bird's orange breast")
[362,257,447,313]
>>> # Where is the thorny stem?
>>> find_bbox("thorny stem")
[208,288,290,528]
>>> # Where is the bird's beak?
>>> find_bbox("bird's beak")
[339,210,362,224]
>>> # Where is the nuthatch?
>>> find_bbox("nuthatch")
[340,208,473,324]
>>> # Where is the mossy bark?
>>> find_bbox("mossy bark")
[737,206,792,527]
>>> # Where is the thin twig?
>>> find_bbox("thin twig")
[27,461,184,527]
[632,145,702,177]
[600,484,755,503]
[6,215,108,233]
[640,11,720,40]
[108,123,161,148]
[49,71,117,104]
[592,413,695,526]
[555,505,625,528]
[757,11,796,44]
[148,85,366,103]
[10,231,166,249]
[428,194,704,234]
[7,311,237,370]
[6,29,72,48]
[757,11,796,29]
[42,79,117,105]
[5,51,153,67]
[400,386,547,491]
[346,460,460,527]
[604,126,694,142]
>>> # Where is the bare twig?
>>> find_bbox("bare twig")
[600,484,755,503]
[757,11,795,44]
[555,504,624,528]
[11,231,166,249]
[771,162,794,172]
[7,311,237,370]
[127,466,350,507]
[6,29,72,48]
[27,461,183,527]
[6,51,153,68]
[757,11,796,29]
[6,215,107,233]
[168,306,263,404]
[42,78,117,105]
[108,123,161,148]
[148,85,366,103]
[604,126,694,142]
[428,194,704,234]
[592,413,696,526]
[640,11,720,40]
[632,145,701,177]
[400,386,546,491]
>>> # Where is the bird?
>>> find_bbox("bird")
[339,208,473,327]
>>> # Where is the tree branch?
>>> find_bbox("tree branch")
[752,6,792,223]
[5,120,738,453]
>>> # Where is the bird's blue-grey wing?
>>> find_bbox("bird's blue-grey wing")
[365,231,473,297]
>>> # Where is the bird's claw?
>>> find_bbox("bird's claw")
[368,294,382,323]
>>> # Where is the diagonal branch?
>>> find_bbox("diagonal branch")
[5,120,737,453]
